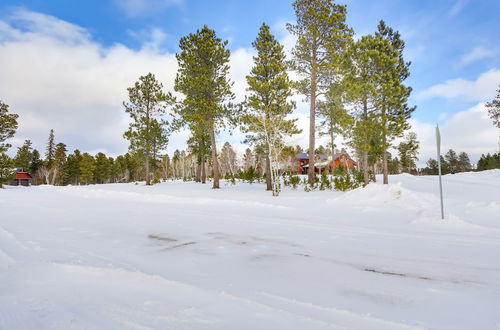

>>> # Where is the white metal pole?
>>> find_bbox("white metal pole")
[436,125,444,220]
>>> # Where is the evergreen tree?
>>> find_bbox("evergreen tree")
[375,21,415,184]
[45,129,56,167]
[14,140,34,170]
[444,149,459,173]
[94,152,112,184]
[317,81,353,172]
[0,100,19,188]
[387,154,400,174]
[440,155,450,175]
[242,23,299,195]
[123,73,169,185]
[344,35,384,184]
[174,25,234,189]
[66,150,82,185]
[79,153,96,185]
[425,158,439,175]
[29,149,43,183]
[397,132,419,173]
[287,0,353,184]
[477,153,500,171]
[457,151,472,172]
[53,142,68,185]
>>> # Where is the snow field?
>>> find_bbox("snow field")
[1,170,499,329]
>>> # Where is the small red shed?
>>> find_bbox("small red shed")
[10,169,32,186]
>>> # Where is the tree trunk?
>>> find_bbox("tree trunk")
[362,99,369,185]
[265,153,272,191]
[382,107,389,184]
[201,159,206,184]
[209,127,219,189]
[330,132,335,174]
[308,47,317,185]
[195,159,201,182]
[363,151,369,185]
[372,164,377,182]
[145,156,151,185]
[382,148,388,184]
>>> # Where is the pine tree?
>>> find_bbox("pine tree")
[457,151,472,172]
[425,158,439,175]
[30,149,43,183]
[317,81,353,173]
[174,25,234,189]
[344,35,385,184]
[124,73,169,185]
[66,150,82,185]
[287,0,353,184]
[94,152,111,184]
[397,132,419,173]
[80,153,96,185]
[375,21,415,184]
[53,142,68,185]
[0,100,19,188]
[444,149,459,173]
[45,129,56,167]
[14,140,34,170]
[242,23,299,195]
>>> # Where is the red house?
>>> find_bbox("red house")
[295,153,356,174]
[10,169,32,186]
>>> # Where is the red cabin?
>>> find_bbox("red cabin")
[10,169,32,186]
[295,153,356,174]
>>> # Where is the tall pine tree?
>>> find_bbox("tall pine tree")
[242,23,299,195]
[375,21,415,184]
[123,73,169,185]
[174,25,234,189]
[287,0,353,184]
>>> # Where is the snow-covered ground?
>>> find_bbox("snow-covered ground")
[1,171,500,330]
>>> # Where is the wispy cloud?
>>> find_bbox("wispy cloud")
[459,46,497,66]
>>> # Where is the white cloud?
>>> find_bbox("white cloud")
[417,69,500,102]
[114,0,183,17]
[0,9,178,155]
[409,103,498,166]
[459,46,497,66]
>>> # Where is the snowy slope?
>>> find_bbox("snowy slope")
[1,171,499,329]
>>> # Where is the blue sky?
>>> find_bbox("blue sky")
[0,0,499,163]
